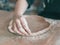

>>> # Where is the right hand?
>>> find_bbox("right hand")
[8,15,31,36]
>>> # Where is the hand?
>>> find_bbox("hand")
[8,16,31,36]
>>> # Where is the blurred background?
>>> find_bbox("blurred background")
[0,0,16,11]
[0,0,45,14]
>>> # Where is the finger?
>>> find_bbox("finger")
[9,20,13,26]
[13,23,24,35]
[9,20,15,32]
[20,17,31,34]
[8,25,15,33]
[15,19,28,36]
[8,20,24,35]
[11,20,16,32]
[8,20,16,33]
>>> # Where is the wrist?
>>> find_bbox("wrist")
[13,14,23,19]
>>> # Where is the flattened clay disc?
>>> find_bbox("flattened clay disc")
[0,10,53,45]
[0,10,50,36]
[25,15,50,33]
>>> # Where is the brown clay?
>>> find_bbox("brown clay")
[0,10,51,45]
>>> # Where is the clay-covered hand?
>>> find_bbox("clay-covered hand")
[8,16,31,36]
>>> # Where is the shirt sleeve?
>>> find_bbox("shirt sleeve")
[26,0,34,8]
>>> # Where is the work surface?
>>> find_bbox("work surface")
[0,10,60,45]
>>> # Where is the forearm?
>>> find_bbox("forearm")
[14,0,28,16]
